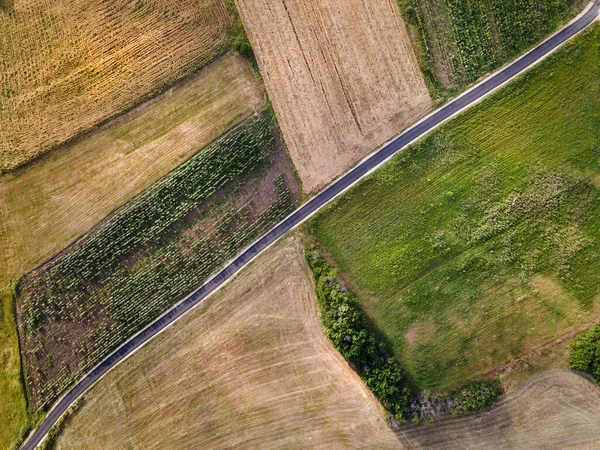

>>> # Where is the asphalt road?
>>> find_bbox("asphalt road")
[21,2,600,448]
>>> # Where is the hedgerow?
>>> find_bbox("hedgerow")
[569,325,600,382]
[18,114,297,410]
[306,253,411,421]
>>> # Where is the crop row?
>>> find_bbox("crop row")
[410,0,579,88]
[18,115,297,410]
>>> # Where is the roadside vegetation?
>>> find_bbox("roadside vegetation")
[307,25,600,391]
[16,114,299,411]
[399,0,588,100]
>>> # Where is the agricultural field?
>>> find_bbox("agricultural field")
[16,114,300,411]
[236,0,432,194]
[400,0,588,98]
[49,236,402,450]
[0,0,237,171]
[0,51,262,449]
[396,370,600,449]
[0,52,262,290]
[307,25,600,390]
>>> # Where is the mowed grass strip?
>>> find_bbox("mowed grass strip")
[0,0,234,170]
[51,236,401,450]
[308,25,600,390]
[0,52,262,288]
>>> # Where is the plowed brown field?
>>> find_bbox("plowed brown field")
[236,0,432,194]
[0,0,233,171]
[52,236,402,450]
[395,370,600,449]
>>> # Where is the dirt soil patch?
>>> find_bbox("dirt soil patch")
[395,370,600,449]
[236,0,432,194]
[0,0,235,170]
[52,236,402,450]
[0,52,262,287]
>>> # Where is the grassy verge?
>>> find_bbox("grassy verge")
[0,285,28,449]
[17,114,299,411]
[307,24,600,390]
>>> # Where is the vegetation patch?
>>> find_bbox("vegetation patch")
[307,25,600,390]
[399,0,586,99]
[569,325,600,382]
[306,253,411,421]
[16,114,300,411]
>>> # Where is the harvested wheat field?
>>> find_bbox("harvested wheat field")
[236,0,432,193]
[52,236,401,450]
[0,0,234,170]
[396,370,600,449]
[0,52,262,287]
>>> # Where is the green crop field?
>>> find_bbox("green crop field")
[401,0,587,99]
[16,114,299,411]
[308,25,600,391]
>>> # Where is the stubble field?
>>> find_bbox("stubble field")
[0,0,234,170]
[396,370,600,449]
[51,236,402,450]
[236,0,432,193]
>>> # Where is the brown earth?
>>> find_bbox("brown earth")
[236,0,432,194]
[52,236,402,450]
[0,52,263,288]
[395,370,600,449]
[0,0,234,170]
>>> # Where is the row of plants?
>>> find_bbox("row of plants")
[305,252,502,422]
[17,114,298,410]
[405,0,582,94]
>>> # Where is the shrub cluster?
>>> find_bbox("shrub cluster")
[569,325,600,382]
[409,379,502,421]
[305,253,411,421]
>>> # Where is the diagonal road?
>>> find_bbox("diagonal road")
[21,1,600,448]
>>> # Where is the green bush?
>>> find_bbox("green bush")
[449,379,502,414]
[569,325,600,382]
[306,252,411,420]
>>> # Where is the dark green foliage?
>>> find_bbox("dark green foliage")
[448,379,502,413]
[446,0,495,81]
[569,325,600,382]
[18,115,297,410]
[305,253,411,421]
[233,31,255,62]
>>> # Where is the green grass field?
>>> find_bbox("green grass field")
[308,25,600,390]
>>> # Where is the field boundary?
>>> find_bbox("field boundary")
[20,2,600,448]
